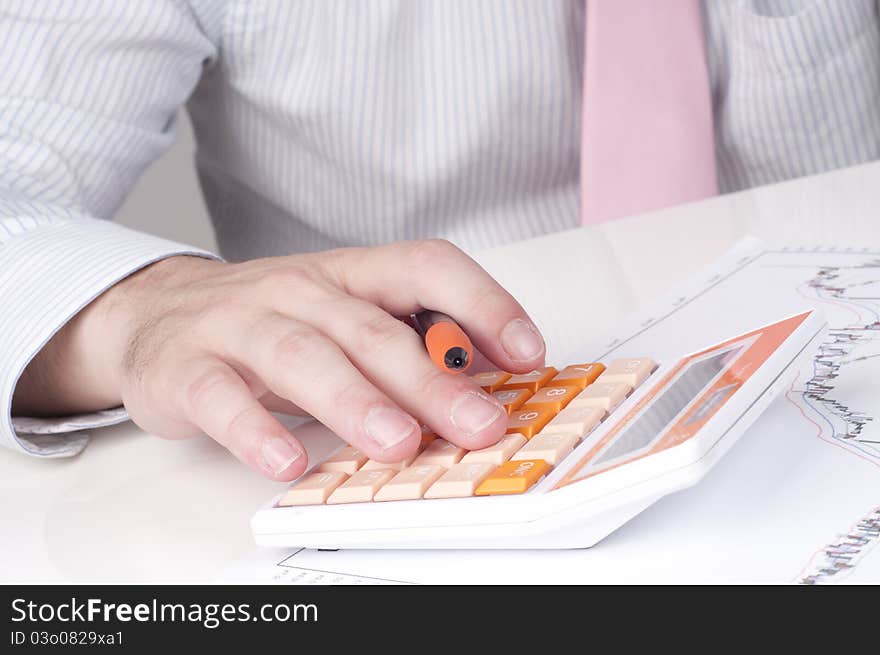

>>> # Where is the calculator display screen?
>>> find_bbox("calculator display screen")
[591,345,744,466]
[553,311,814,489]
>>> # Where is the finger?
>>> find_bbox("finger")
[258,391,309,416]
[466,346,494,374]
[321,240,546,372]
[223,314,422,462]
[293,296,508,450]
[178,358,308,481]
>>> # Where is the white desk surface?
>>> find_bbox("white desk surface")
[3,161,879,583]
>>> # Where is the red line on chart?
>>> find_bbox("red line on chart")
[794,281,863,323]
[784,377,880,469]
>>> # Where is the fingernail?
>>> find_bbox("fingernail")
[261,437,303,475]
[450,392,504,438]
[500,318,545,362]
[364,407,419,450]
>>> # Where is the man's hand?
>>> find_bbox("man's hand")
[13,240,546,480]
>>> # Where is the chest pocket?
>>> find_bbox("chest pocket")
[712,0,880,193]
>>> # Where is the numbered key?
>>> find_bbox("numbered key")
[460,433,528,466]
[470,370,512,392]
[492,388,532,414]
[541,405,605,437]
[511,433,579,465]
[278,471,349,506]
[374,464,446,502]
[569,381,631,412]
[316,446,368,475]
[523,385,580,413]
[550,363,606,390]
[498,367,558,393]
[412,439,467,468]
[505,407,556,439]
[598,358,657,387]
[475,459,552,496]
[326,469,396,504]
[424,462,496,499]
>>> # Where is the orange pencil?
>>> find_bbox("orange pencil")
[412,310,474,374]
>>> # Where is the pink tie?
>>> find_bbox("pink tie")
[580,1,717,224]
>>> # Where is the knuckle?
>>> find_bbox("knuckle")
[332,379,370,414]
[412,365,457,400]
[273,326,323,367]
[225,404,270,445]
[316,246,355,276]
[184,366,232,413]
[355,312,412,356]
[201,295,246,323]
[259,266,319,299]
[407,238,461,270]
[461,283,508,318]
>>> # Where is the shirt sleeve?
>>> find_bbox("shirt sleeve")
[0,0,228,457]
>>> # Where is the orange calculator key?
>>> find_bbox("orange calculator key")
[522,385,580,413]
[471,370,511,392]
[475,459,552,495]
[420,424,437,446]
[492,388,532,414]
[550,363,605,390]
[498,367,558,393]
[505,407,556,439]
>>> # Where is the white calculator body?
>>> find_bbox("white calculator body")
[252,311,825,549]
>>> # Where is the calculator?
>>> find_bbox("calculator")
[252,310,825,549]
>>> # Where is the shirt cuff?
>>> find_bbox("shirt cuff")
[2,218,220,458]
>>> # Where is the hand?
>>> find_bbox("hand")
[13,240,546,480]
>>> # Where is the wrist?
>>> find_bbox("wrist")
[12,255,221,416]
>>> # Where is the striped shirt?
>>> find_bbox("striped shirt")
[2,0,879,457]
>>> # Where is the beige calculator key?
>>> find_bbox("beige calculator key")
[374,464,446,502]
[278,471,349,506]
[541,405,605,437]
[511,432,579,465]
[326,468,396,504]
[424,462,496,499]
[413,439,467,468]
[316,446,368,475]
[361,445,423,471]
[598,358,657,387]
[460,433,527,466]
[569,381,631,412]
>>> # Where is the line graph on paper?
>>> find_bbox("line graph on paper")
[781,258,880,583]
